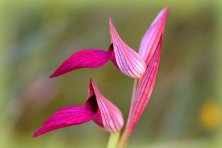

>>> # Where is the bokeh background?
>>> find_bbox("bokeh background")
[1,0,222,148]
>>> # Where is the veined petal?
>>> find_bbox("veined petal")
[139,6,169,64]
[125,7,169,132]
[109,18,146,78]
[33,79,124,137]
[89,80,124,132]
[33,105,95,137]
[126,38,162,132]
[50,49,111,78]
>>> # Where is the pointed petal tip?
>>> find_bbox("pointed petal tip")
[49,73,57,78]
[108,17,113,25]
[49,68,67,78]
[109,17,117,35]
[108,17,112,22]
[49,69,66,78]
[159,6,169,19]
[163,6,170,12]
[32,134,37,138]
[109,18,115,32]
[89,79,97,92]
[32,130,41,138]
[162,6,169,16]
[89,79,96,90]
[89,78,94,84]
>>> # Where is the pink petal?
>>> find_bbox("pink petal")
[33,105,95,137]
[109,18,146,78]
[50,49,111,78]
[139,6,169,64]
[88,80,124,132]
[33,79,124,137]
[126,38,162,132]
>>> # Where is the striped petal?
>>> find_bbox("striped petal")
[89,79,124,132]
[33,79,123,137]
[139,6,169,64]
[125,7,169,133]
[126,38,162,132]
[125,7,169,132]
[109,18,146,78]
[50,49,111,78]
[33,105,95,137]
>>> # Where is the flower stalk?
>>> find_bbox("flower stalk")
[117,129,131,148]
[107,132,120,148]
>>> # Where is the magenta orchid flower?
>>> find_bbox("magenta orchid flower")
[49,18,146,79]
[33,79,124,137]
[33,6,170,148]
[126,6,168,132]
[117,7,169,145]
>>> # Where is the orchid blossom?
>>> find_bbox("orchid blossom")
[118,7,169,147]
[49,18,146,79]
[33,79,123,137]
[34,6,169,148]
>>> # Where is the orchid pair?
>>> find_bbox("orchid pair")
[33,7,169,148]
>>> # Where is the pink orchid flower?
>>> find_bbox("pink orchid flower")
[33,79,124,137]
[50,18,146,79]
[33,6,169,148]
[125,6,169,134]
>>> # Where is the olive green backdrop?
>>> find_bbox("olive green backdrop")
[1,0,222,147]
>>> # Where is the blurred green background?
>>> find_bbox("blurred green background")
[1,0,222,148]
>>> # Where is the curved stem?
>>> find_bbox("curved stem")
[107,132,120,148]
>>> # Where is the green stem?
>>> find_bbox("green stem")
[107,132,120,148]
[117,130,131,148]
[130,80,138,103]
